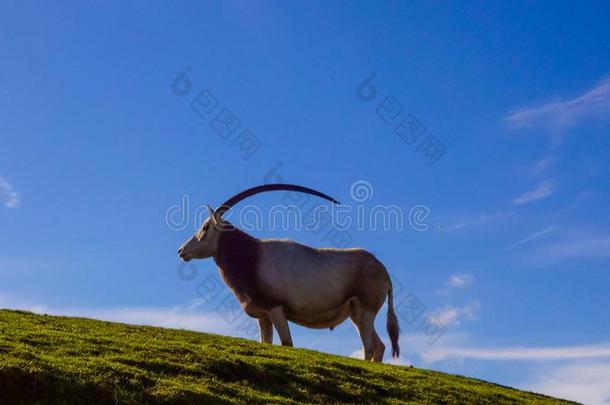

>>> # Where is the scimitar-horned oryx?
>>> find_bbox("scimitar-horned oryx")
[177,184,400,362]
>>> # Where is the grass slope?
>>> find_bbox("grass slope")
[0,310,576,404]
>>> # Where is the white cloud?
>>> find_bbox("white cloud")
[439,274,474,295]
[73,305,233,333]
[0,176,20,208]
[529,362,610,405]
[512,179,555,205]
[388,356,412,366]
[433,303,478,327]
[394,332,610,404]
[447,274,474,289]
[0,294,249,338]
[435,307,461,326]
[351,345,412,366]
[550,191,596,217]
[537,236,610,260]
[506,226,557,250]
[410,332,610,404]
[422,343,610,363]
[507,77,610,132]
[530,157,556,178]
[445,212,514,232]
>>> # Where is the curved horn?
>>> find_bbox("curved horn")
[215,184,340,218]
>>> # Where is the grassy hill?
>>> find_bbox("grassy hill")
[0,310,577,404]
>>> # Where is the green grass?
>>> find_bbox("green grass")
[0,310,577,404]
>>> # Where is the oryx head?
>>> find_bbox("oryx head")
[177,205,223,261]
[177,184,339,262]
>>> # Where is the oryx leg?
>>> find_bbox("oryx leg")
[268,306,293,347]
[350,301,385,362]
[351,302,380,362]
[372,330,385,362]
[258,316,273,344]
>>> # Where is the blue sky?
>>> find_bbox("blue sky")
[2,1,610,403]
